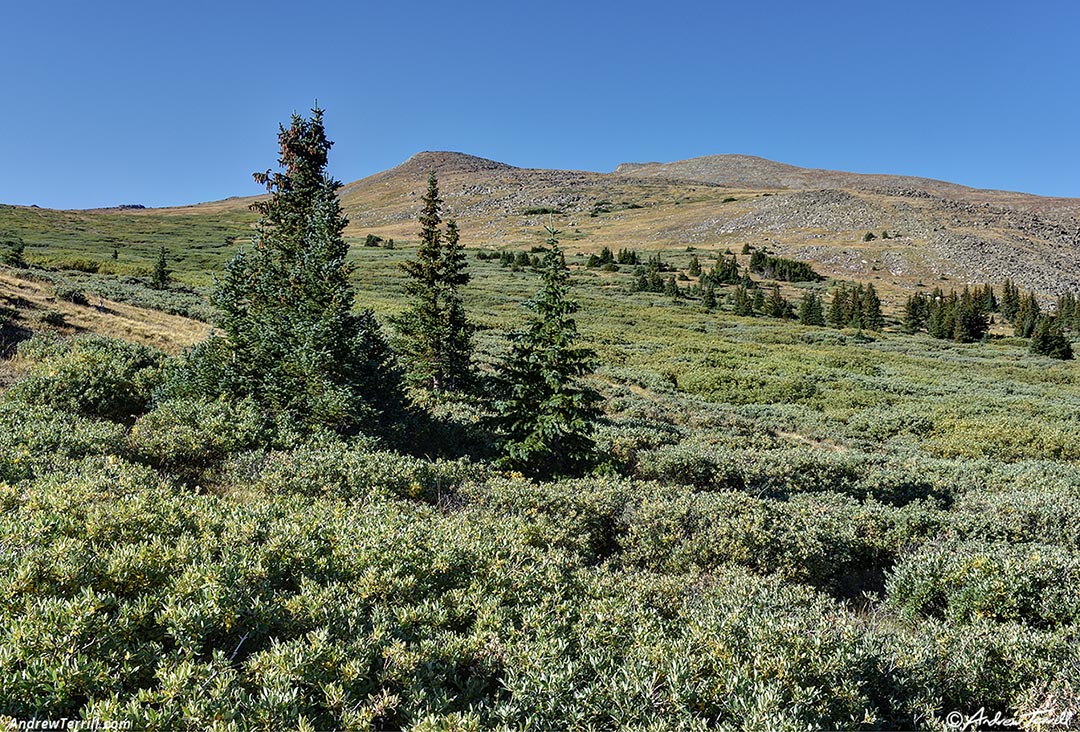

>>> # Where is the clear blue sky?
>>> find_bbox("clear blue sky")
[3,0,1078,209]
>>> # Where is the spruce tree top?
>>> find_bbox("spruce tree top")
[250,107,347,264]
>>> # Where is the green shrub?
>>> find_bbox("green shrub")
[618,488,909,596]
[947,484,1080,549]
[0,402,127,483]
[495,567,893,729]
[39,308,65,326]
[631,440,950,506]
[52,285,89,305]
[7,334,163,421]
[51,257,101,273]
[885,540,1080,628]
[463,475,630,563]
[128,397,271,477]
[593,419,682,472]
[25,269,215,320]
[231,436,479,504]
[870,617,1080,724]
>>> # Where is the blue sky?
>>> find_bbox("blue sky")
[3,0,1078,208]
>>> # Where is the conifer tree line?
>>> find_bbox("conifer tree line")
[586,246,640,268]
[826,283,884,331]
[623,248,860,328]
[901,279,1075,359]
[700,254,741,287]
[171,107,601,477]
[749,249,824,282]
[901,286,992,343]
[631,253,677,293]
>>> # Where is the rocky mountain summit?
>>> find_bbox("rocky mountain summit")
[334,152,1080,295]
[5,151,1079,298]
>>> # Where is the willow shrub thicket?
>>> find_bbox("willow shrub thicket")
[4,109,1080,730]
[4,322,1080,730]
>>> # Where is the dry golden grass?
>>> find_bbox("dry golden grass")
[0,271,209,353]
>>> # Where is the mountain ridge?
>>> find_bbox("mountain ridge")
[4,151,1080,297]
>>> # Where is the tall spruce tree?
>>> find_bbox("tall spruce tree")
[688,254,702,277]
[703,283,718,310]
[1055,291,1077,334]
[827,286,848,328]
[751,286,765,314]
[151,247,170,290]
[902,293,930,333]
[732,285,754,316]
[862,283,884,331]
[763,285,792,319]
[1014,291,1041,338]
[440,219,473,387]
[395,172,474,392]
[492,228,600,478]
[1001,279,1020,322]
[192,107,402,433]
[1030,316,1074,360]
[2,238,26,268]
[798,291,826,326]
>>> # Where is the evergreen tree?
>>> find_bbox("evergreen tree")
[952,288,989,343]
[440,219,473,389]
[703,283,718,310]
[633,268,649,292]
[798,291,826,326]
[751,286,765,314]
[688,254,702,277]
[763,285,792,319]
[191,107,402,433]
[664,275,681,299]
[827,286,848,328]
[1,238,26,268]
[1030,316,1073,360]
[732,285,754,316]
[923,288,990,342]
[862,283,884,331]
[1056,291,1076,332]
[492,228,601,478]
[902,293,930,334]
[151,247,170,290]
[705,255,740,286]
[1014,291,1041,338]
[848,285,864,330]
[1001,279,1020,322]
[395,171,474,393]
